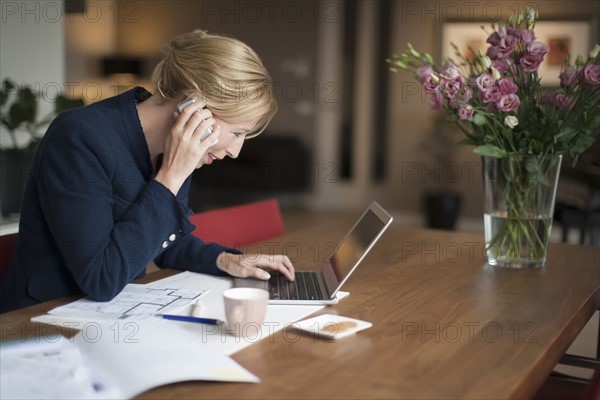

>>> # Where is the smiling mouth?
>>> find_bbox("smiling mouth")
[209,154,221,161]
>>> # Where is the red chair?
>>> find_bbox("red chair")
[189,198,285,248]
[0,232,18,283]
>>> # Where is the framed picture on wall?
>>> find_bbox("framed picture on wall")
[440,20,592,86]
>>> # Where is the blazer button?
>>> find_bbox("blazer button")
[162,241,169,249]
[169,234,177,241]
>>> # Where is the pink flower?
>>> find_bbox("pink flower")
[581,64,600,86]
[442,79,461,99]
[486,31,502,46]
[496,93,521,112]
[559,66,578,87]
[507,26,522,40]
[459,105,474,120]
[543,92,571,110]
[423,74,440,93]
[456,84,472,102]
[491,59,510,74]
[441,69,464,99]
[441,63,461,80]
[497,35,518,58]
[497,78,518,94]
[475,73,496,92]
[527,41,549,58]
[519,53,544,72]
[516,41,548,72]
[449,85,473,109]
[486,46,500,60]
[481,86,502,104]
[552,93,572,110]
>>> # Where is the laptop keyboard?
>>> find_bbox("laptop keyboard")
[269,271,324,300]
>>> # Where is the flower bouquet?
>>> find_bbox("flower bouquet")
[388,9,600,267]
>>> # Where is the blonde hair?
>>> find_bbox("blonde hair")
[152,30,277,137]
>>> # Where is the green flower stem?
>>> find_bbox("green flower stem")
[485,156,560,267]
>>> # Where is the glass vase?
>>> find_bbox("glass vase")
[482,154,562,268]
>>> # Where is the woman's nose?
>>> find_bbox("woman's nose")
[226,137,244,159]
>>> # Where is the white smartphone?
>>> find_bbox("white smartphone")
[177,98,213,141]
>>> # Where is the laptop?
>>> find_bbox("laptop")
[233,201,393,305]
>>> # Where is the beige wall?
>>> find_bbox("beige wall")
[63,0,600,218]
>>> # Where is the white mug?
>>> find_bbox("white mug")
[223,288,269,336]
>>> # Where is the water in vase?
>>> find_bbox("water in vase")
[484,212,553,268]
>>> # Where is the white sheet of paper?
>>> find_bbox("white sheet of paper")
[73,320,259,398]
[1,321,259,400]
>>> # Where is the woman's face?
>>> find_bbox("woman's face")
[198,117,258,167]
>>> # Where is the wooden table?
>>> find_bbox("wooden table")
[1,223,599,399]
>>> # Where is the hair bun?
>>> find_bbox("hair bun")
[192,29,208,38]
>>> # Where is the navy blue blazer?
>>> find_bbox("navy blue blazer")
[0,88,239,312]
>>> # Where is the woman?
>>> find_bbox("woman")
[0,30,294,312]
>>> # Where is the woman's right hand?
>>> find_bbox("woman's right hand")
[155,100,220,195]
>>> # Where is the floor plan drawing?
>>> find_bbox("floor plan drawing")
[48,284,209,321]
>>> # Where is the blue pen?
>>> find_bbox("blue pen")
[161,314,222,325]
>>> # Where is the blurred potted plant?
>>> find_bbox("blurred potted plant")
[0,78,84,216]
[421,111,463,230]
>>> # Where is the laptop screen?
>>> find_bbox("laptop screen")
[328,208,389,283]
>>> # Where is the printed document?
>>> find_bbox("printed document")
[0,320,259,399]
[47,283,208,321]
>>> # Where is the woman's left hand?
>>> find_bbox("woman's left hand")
[216,252,295,281]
